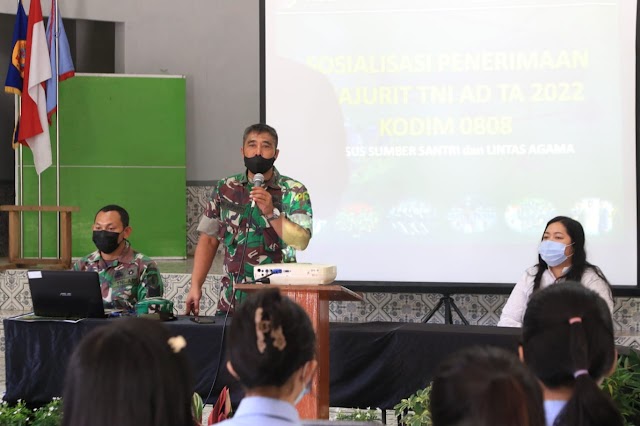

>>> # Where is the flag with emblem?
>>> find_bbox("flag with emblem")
[4,0,27,150]
[46,0,75,122]
[4,0,27,95]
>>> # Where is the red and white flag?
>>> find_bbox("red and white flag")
[17,0,52,175]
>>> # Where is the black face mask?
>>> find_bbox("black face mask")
[92,230,122,254]
[244,155,276,174]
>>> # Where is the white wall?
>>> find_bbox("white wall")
[0,0,260,182]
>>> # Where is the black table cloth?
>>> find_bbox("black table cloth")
[4,317,520,409]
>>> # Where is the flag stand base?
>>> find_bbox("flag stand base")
[0,205,80,270]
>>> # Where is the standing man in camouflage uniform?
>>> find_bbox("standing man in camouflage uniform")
[74,204,164,310]
[185,124,313,314]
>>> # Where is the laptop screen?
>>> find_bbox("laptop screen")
[27,270,105,318]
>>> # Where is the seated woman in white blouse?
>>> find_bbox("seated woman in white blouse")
[498,216,613,327]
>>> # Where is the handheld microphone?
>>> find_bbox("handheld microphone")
[251,173,264,207]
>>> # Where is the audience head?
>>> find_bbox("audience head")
[430,345,545,426]
[521,282,622,426]
[62,318,195,426]
[226,288,317,404]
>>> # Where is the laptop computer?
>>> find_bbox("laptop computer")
[27,270,106,318]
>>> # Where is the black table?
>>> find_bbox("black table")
[4,317,521,410]
[329,322,521,409]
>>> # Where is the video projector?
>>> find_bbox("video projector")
[253,263,337,285]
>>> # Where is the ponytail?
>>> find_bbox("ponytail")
[522,282,623,426]
[553,317,622,426]
[227,288,316,389]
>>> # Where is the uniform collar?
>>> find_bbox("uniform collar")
[86,241,135,267]
[241,166,282,189]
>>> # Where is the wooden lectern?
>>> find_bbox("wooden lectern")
[0,205,80,270]
[235,284,362,419]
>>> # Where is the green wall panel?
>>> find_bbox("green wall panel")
[60,167,186,256]
[19,74,186,258]
[21,166,57,258]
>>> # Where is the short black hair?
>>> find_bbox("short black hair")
[62,318,196,426]
[242,123,279,148]
[96,204,130,228]
[227,288,315,388]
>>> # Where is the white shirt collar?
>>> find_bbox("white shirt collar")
[546,265,571,276]
[233,396,300,424]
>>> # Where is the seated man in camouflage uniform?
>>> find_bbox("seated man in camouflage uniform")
[73,204,164,310]
[185,123,313,314]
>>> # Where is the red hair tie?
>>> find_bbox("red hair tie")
[568,317,582,324]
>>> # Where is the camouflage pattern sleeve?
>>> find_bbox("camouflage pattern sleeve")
[204,182,222,220]
[137,258,164,301]
[197,181,224,237]
[262,214,281,249]
[284,182,313,234]
[72,256,88,271]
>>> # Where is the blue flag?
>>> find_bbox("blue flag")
[4,0,27,95]
[46,0,75,121]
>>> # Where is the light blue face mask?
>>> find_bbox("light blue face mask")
[294,381,311,405]
[538,240,573,267]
